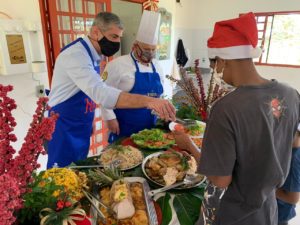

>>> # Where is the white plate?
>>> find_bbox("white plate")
[98,146,144,171]
[169,120,206,138]
[142,152,206,190]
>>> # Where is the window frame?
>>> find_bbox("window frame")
[246,11,300,68]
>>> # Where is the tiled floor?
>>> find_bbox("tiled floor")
[290,203,300,225]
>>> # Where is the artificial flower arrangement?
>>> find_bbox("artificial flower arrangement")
[18,168,90,225]
[0,84,90,225]
[167,59,228,122]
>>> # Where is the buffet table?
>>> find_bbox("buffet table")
[75,138,206,225]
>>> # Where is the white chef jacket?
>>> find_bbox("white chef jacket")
[101,54,164,120]
[48,37,121,109]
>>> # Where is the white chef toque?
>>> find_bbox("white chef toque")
[136,10,161,45]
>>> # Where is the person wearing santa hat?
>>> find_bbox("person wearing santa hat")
[101,10,164,142]
[172,12,300,225]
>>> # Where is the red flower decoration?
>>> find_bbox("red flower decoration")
[0,84,58,224]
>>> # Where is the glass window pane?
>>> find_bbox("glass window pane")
[95,2,106,12]
[261,44,268,63]
[73,17,84,31]
[59,34,72,48]
[56,0,69,12]
[72,0,83,13]
[63,34,72,46]
[86,1,95,15]
[58,15,71,30]
[86,18,94,31]
[257,16,266,23]
[75,34,85,39]
[267,14,300,65]
[258,31,264,39]
[267,15,273,24]
[257,40,263,49]
[257,23,265,31]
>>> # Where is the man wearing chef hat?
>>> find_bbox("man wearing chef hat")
[173,12,300,225]
[101,10,164,142]
[47,12,175,169]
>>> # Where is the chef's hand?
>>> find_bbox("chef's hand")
[147,98,176,121]
[106,119,120,135]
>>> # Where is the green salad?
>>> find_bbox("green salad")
[131,129,175,149]
[188,123,206,136]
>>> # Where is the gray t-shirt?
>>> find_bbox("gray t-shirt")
[199,80,300,225]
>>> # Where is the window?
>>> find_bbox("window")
[253,12,300,67]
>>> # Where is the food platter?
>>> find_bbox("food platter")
[169,120,206,138]
[142,151,206,190]
[91,177,158,225]
[131,129,175,149]
[98,145,143,171]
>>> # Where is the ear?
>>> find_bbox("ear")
[215,57,226,72]
[90,26,102,40]
[216,57,226,67]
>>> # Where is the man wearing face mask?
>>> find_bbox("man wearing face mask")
[173,13,300,225]
[100,10,164,142]
[47,12,175,168]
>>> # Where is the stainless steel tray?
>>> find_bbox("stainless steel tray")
[91,177,158,225]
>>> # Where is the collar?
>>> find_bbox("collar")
[83,36,101,62]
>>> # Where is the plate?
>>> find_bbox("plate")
[98,145,143,171]
[169,120,206,138]
[142,151,206,190]
[90,177,158,225]
[131,129,175,149]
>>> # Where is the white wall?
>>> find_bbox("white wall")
[0,0,49,169]
[158,0,177,98]
[173,0,300,91]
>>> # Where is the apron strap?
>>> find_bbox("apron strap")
[130,52,140,73]
[150,61,157,73]
[60,38,82,52]
[60,37,99,73]
[79,39,100,73]
[130,52,157,74]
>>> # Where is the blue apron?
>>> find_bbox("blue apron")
[47,38,99,168]
[109,52,163,143]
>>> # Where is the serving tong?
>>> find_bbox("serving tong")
[148,174,205,197]
[174,118,197,128]
[68,159,121,169]
[83,189,117,224]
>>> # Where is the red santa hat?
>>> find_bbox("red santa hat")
[207,12,262,59]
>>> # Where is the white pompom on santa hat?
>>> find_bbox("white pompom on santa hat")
[207,12,262,59]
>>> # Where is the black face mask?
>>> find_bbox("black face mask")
[98,36,120,57]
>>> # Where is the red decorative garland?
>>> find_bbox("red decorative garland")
[0,84,58,224]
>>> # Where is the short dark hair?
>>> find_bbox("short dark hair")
[92,12,124,31]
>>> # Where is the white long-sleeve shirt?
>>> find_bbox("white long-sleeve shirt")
[48,37,121,109]
[101,54,164,120]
